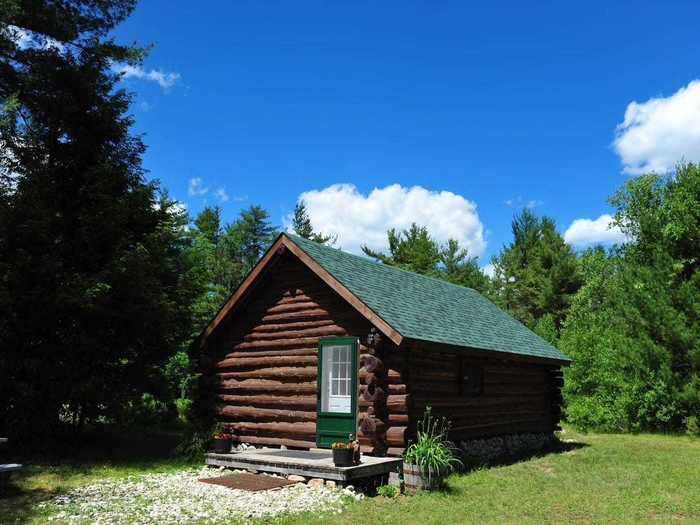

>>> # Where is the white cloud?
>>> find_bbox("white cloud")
[614,80,700,175]
[505,196,542,209]
[171,201,187,214]
[112,63,180,89]
[563,214,629,247]
[214,188,229,203]
[287,184,486,257]
[482,263,496,278]
[188,177,208,197]
[4,25,32,48]
[4,24,64,51]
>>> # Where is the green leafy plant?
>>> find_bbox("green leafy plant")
[403,406,462,486]
[174,398,193,424]
[377,484,399,498]
[686,415,700,437]
[212,422,232,440]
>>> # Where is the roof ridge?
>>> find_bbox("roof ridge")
[284,232,480,294]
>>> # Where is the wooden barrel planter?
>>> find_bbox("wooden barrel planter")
[403,463,442,491]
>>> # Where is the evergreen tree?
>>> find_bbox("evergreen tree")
[291,200,334,244]
[439,238,491,293]
[491,210,581,330]
[363,224,441,275]
[363,224,491,293]
[183,205,277,338]
[0,1,192,436]
[561,164,700,433]
[224,205,276,275]
[194,206,222,243]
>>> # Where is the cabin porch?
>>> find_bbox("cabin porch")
[205,448,402,487]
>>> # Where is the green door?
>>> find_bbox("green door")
[316,337,358,448]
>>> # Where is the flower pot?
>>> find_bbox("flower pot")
[403,463,442,491]
[332,447,354,467]
[212,438,231,454]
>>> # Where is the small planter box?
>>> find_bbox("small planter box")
[403,463,442,491]
[332,448,354,467]
[212,438,232,454]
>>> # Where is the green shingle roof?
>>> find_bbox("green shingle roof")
[286,233,570,363]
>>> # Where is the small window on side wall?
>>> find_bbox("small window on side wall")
[458,358,483,396]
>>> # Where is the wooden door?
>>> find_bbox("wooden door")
[316,337,358,448]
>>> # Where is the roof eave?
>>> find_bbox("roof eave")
[403,336,571,367]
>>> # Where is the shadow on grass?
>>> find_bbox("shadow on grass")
[456,437,589,475]
[0,426,193,523]
[417,438,590,497]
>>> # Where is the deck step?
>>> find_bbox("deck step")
[206,450,401,483]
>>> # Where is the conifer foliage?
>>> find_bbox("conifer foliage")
[0,0,191,436]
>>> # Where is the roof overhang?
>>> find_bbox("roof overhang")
[198,234,403,349]
[404,337,571,367]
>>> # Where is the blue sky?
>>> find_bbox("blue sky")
[112,1,700,265]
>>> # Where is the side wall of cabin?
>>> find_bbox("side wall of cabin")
[202,251,410,453]
[403,340,563,442]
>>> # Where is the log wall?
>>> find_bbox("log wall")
[405,340,563,441]
[205,251,410,453]
[202,249,563,456]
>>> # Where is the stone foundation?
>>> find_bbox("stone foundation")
[457,432,556,468]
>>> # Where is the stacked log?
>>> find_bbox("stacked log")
[548,368,564,431]
[406,340,554,439]
[212,253,374,450]
[207,252,413,455]
[357,330,389,455]
[357,330,410,456]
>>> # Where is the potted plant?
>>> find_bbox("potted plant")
[211,424,233,454]
[331,440,360,467]
[403,407,461,491]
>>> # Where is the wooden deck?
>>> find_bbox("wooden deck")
[206,449,402,485]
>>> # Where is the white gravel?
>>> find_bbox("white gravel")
[38,467,361,524]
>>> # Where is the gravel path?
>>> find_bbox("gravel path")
[39,467,360,524]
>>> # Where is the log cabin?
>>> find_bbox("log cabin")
[197,233,569,457]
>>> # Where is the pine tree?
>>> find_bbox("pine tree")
[291,200,334,244]
[0,1,192,436]
[439,239,491,293]
[194,206,222,243]
[225,205,277,274]
[362,224,490,293]
[363,224,441,275]
[491,210,581,330]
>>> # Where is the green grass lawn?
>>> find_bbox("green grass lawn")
[2,427,700,524]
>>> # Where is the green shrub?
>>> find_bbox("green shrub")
[686,416,700,437]
[403,407,462,486]
[119,393,171,426]
[377,484,399,498]
[175,428,209,461]
[175,398,193,424]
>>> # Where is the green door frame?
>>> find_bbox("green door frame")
[316,337,359,448]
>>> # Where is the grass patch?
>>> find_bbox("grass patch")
[274,427,700,525]
[2,427,700,524]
